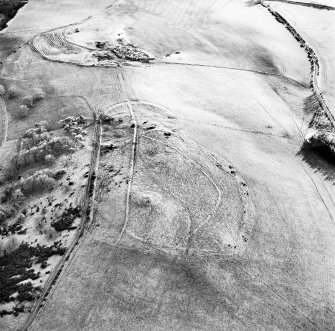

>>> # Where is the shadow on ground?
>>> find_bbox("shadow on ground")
[298,144,335,184]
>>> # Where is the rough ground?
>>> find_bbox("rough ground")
[0,0,335,330]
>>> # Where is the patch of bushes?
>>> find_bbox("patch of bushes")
[21,88,45,108]
[8,87,45,120]
[7,85,45,103]
[22,95,33,108]
[21,124,51,150]
[53,169,66,180]
[305,111,335,153]
[312,112,333,131]
[0,85,5,96]
[12,104,29,119]
[17,170,55,195]
[0,219,22,236]
[52,206,81,232]
[44,154,55,164]
[94,40,154,62]
[31,88,45,102]
[13,135,75,168]
[306,129,335,150]
[7,85,21,99]
[4,170,56,202]
[0,242,65,306]
[0,207,15,225]
[16,282,35,302]
[112,44,153,62]
[23,123,48,138]
[60,116,87,144]
[11,188,25,206]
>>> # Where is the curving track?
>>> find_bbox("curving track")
[116,100,138,242]
[0,96,8,148]
[262,0,335,127]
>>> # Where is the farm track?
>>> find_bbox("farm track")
[264,0,335,11]
[156,61,307,88]
[116,100,293,140]
[0,96,8,147]
[59,94,95,115]
[116,99,138,243]
[233,257,322,331]
[300,161,334,222]
[31,30,311,87]
[125,229,237,257]
[20,117,102,331]
[261,1,335,128]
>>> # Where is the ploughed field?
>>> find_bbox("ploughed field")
[0,0,335,330]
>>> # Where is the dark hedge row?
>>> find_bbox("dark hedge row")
[51,206,81,232]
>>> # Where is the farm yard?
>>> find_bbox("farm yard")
[0,0,335,330]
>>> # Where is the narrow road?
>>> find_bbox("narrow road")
[156,60,307,88]
[116,99,138,243]
[261,1,335,129]
[0,96,8,148]
[264,0,334,10]
[20,117,102,331]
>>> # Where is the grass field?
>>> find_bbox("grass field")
[0,0,335,330]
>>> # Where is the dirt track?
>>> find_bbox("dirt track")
[20,117,102,331]
[0,96,8,147]
[265,0,334,10]
[262,0,335,128]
